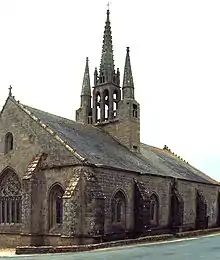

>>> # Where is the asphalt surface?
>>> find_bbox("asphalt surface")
[1,234,220,259]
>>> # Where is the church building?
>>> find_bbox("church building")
[0,8,219,248]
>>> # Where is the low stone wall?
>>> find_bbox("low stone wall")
[16,227,220,255]
[16,234,173,255]
[175,227,220,238]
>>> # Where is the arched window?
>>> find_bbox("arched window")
[5,132,13,154]
[113,90,118,118]
[0,168,22,224]
[49,184,64,229]
[111,190,126,225]
[133,104,138,118]
[150,193,159,226]
[95,92,101,123]
[104,89,109,121]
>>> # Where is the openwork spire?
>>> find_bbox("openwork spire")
[81,57,91,96]
[122,47,134,99]
[100,9,114,76]
[94,9,119,86]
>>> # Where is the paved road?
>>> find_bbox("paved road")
[1,234,220,259]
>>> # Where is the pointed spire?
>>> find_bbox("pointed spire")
[123,47,134,99]
[99,8,115,84]
[81,57,91,96]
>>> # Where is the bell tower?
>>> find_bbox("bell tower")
[76,7,140,153]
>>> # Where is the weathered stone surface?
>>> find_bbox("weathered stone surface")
[0,7,219,250]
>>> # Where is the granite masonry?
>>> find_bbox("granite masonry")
[0,8,220,248]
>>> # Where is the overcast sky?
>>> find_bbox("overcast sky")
[0,0,220,180]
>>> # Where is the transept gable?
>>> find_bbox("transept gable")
[0,96,82,167]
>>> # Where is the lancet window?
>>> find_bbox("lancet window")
[49,184,64,228]
[111,190,126,224]
[150,193,159,226]
[5,132,14,154]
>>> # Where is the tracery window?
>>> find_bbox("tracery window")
[150,193,159,226]
[49,184,64,228]
[111,190,126,224]
[0,169,22,224]
[5,132,13,154]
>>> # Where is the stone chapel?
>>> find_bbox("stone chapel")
[0,8,220,248]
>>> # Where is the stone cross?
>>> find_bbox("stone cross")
[8,85,12,96]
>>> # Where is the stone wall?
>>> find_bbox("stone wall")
[94,167,136,234]
[178,179,219,229]
[0,98,80,245]
[140,175,172,228]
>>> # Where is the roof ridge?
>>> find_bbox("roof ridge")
[141,143,219,185]
[9,97,87,163]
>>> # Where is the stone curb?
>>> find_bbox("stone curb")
[15,227,220,255]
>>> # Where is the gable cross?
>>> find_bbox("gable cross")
[8,85,12,97]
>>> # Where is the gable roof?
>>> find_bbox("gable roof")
[5,97,218,185]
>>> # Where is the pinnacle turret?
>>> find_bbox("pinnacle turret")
[122,47,134,99]
[81,57,91,98]
[76,57,92,124]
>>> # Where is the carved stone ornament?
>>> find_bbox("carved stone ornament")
[0,172,21,197]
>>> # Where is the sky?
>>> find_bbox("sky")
[0,0,220,180]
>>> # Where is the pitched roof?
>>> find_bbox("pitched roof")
[140,144,218,185]
[9,98,218,185]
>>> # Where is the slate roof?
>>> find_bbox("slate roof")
[13,99,218,185]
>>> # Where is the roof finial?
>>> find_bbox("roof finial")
[106,2,110,20]
[8,85,12,97]
[107,2,110,11]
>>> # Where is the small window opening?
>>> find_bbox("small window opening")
[97,94,101,102]
[113,91,118,118]
[88,112,92,124]
[5,132,14,154]
[97,105,101,123]
[104,89,109,121]
[151,202,155,220]
[133,104,138,118]
[88,116,93,124]
[133,145,138,151]
[105,104,109,120]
